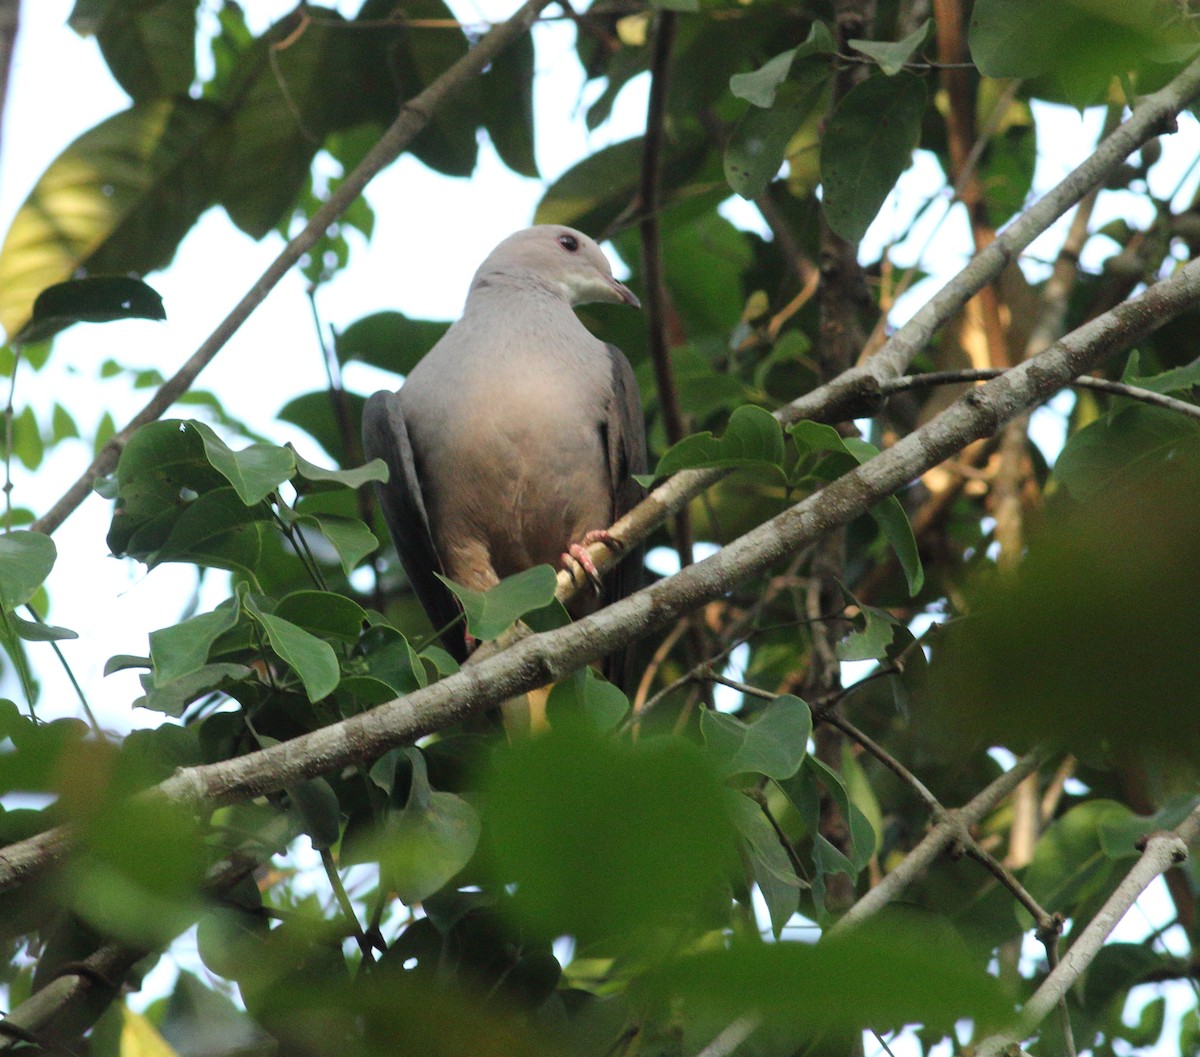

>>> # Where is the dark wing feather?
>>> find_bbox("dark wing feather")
[601,344,648,691]
[362,390,468,662]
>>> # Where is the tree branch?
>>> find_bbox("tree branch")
[8,243,1200,894]
[561,53,1200,600]
[29,0,557,537]
[975,803,1200,1057]
[831,751,1045,934]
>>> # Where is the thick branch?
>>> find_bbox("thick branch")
[29,0,556,537]
[559,53,1200,600]
[7,248,1200,893]
[975,803,1200,1057]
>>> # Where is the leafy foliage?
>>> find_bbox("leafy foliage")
[1,1,1199,1055]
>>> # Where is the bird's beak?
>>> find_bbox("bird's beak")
[608,277,641,309]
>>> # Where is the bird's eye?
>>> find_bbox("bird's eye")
[558,233,580,252]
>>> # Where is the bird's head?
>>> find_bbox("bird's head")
[471,226,641,309]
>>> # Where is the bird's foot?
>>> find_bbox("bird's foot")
[562,530,625,594]
[578,528,625,553]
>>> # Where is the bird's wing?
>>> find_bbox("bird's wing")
[601,344,648,690]
[362,390,468,662]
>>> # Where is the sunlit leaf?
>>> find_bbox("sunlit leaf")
[0,98,221,339]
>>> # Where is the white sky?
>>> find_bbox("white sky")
[2,3,1196,1049]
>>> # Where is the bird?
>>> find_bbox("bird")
[362,225,647,707]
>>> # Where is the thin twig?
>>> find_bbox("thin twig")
[976,804,1200,1056]
[320,847,376,965]
[832,751,1045,934]
[879,368,1200,421]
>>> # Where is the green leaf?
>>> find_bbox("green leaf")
[357,624,425,697]
[639,919,1009,1035]
[0,98,221,339]
[779,755,876,914]
[134,662,251,716]
[836,601,901,662]
[71,0,199,103]
[278,390,368,466]
[301,514,379,575]
[382,750,481,905]
[149,599,241,685]
[544,668,629,734]
[847,20,932,76]
[190,421,295,506]
[480,31,538,178]
[969,0,1195,106]
[51,403,79,442]
[0,531,56,608]
[436,565,559,642]
[727,791,803,938]
[1082,943,1165,1013]
[1122,350,1200,394]
[925,479,1200,761]
[16,276,165,345]
[483,730,735,941]
[286,777,342,850]
[701,695,811,780]
[11,614,78,642]
[104,654,151,675]
[725,59,829,200]
[243,594,340,702]
[10,406,42,470]
[730,49,798,108]
[274,590,366,644]
[535,135,708,237]
[1054,405,1200,503]
[820,73,926,243]
[290,447,389,493]
[650,404,786,481]
[729,24,835,107]
[335,310,448,376]
[791,423,924,595]
[1018,800,1133,925]
[1097,795,1199,860]
[151,488,266,577]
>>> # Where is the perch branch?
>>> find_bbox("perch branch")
[7,244,1200,893]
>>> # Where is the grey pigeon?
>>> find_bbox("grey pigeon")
[363,225,647,689]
